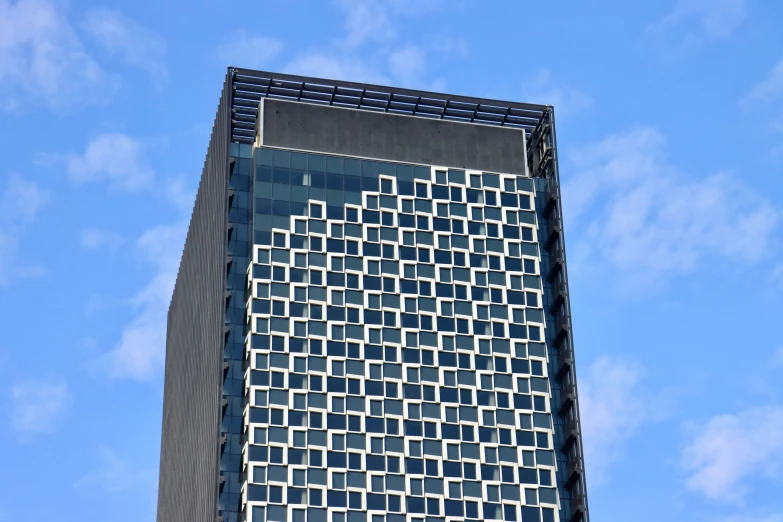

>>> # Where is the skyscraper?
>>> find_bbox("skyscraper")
[156,68,589,522]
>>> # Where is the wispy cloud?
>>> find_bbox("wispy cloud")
[682,405,783,502]
[578,356,652,482]
[564,127,779,291]
[75,447,157,493]
[97,222,186,380]
[81,228,124,253]
[82,8,166,80]
[335,0,398,48]
[283,52,390,84]
[720,513,783,522]
[215,32,282,69]
[742,59,783,107]
[520,69,593,119]
[387,44,426,88]
[8,375,71,438]
[226,0,451,89]
[0,175,50,285]
[0,0,106,109]
[66,133,155,191]
[649,0,748,41]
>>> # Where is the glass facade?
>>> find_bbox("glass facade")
[241,146,562,522]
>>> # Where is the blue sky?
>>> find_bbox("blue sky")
[0,0,782,520]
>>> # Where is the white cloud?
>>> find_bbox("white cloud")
[720,514,783,522]
[82,8,166,78]
[578,356,649,482]
[75,447,156,493]
[388,44,426,88]
[742,59,783,110]
[334,0,443,49]
[99,222,186,380]
[66,133,154,191]
[80,228,124,253]
[520,69,593,119]
[0,175,50,285]
[429,35,469,58]
[215,32,282,69]
[0,0,105,109]
[682,405,783,502]
[9,376,71,437]
[650,0,747,39]
[564,128,780,290]
[284,52,389,84]
[336,0,397,48]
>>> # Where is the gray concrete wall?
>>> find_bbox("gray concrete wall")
[259,98,527,174]
[156,75,228,522]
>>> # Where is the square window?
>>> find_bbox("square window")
[331,257,344,272]
[409,441,422,458]
[367,195,379,210]
[333,472,346,489]
[416,183,428,198]
[371,438,384,454]
[441,302,453,317]
[310,204,323,219]
[332,290,344,305]
[331,224,343,238]
[382,211,394,226]
[346,208,358,222]
[402,200,414,214]
[487,485,500,502]
[526,292,539,307]
[436,203,449,217]
[381,178,393,194]
[435,170,447,185]
[521,227,534,241]
[331,360,345,377]
[370,400,383,416]
[309,488,323,506]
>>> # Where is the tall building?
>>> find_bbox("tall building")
[156,68,589,522]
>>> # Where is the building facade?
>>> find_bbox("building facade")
[156,69,589,522]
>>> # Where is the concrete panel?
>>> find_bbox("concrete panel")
[260,98,527,174]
